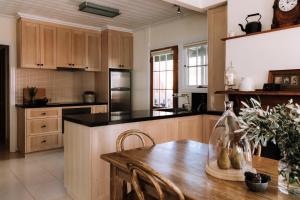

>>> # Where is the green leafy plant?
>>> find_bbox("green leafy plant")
[238,98,300,183]
[27,86,38,103]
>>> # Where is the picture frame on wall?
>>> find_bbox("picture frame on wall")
[268,69,300,91]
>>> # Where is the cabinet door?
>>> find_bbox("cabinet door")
[120,32,133,69]
[203,115,220,144]
[21,21,40,68]
[40,24,56,69]
[176,116,202,142]
[72,29,86,69]
[108,30,121,68]
[56,27,72,67]
[86,32,101,71]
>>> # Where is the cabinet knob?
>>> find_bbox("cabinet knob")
[40,64,44,66]
[41,125,47,128]
[41,140,47,143]
[41,112,46,116]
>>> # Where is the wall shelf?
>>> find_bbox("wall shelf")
[215,90,300,96]
[221,24,300,41]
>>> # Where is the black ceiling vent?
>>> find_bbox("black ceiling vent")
[79,2,120,18]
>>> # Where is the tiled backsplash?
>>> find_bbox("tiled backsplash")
[16,68,96,103]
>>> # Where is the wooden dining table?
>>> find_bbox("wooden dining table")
[101,140,298,200]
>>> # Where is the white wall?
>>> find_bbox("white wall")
[132,14,208,110]
[226,0,300,89]
[0,15,17,152]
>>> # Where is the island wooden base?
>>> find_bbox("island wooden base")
[64,115,215,200]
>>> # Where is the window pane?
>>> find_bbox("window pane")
[160,55,167,71]
[166,90,173,108]
[160,71,166,89]
[197,67,202,85]
[188,67,197,86]
[159,90,166,107]
[188,48,197,66]
[166,59,173,71]
[167,54,173,60]
[166,71,173,89]
[153,90,160,107]
[153,72,160,89]
[154,56,160,71]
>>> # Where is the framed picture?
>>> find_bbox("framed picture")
[268,69,300,90]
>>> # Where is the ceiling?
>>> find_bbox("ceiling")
[162,0,226,11]
[0,0,199,30]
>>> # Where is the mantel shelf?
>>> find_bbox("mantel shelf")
[221,24,300,41]
[215,90,300,96]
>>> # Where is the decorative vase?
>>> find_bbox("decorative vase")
[206,101,254,181]
[278,159,300,196]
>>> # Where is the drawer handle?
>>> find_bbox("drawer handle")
[41,125,47,128]
[41,140,47,143]
[41,112,47,116]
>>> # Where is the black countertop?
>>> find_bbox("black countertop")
[63,110,223,127]
[15,102,108,108]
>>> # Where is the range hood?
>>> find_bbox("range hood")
[56,67,85,72]
[79,2,120,18]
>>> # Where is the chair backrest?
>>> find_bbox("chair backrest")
[116,129,156,152]
[127,160,185,200]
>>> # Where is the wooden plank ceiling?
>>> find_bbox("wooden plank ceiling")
[0,0,198,30]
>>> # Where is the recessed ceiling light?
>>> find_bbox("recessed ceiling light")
[79,1,120,18]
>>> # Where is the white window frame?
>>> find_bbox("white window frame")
[183,41,208,89]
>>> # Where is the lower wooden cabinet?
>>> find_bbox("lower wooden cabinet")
[28,134,61,152]
[202,115,220,144]
[176,115,203,142]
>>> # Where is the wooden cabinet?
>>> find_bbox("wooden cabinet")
[101,30,133,70]
[40,24,56,69]
[208,5,227,111]
[72,29,86,69]
[19,20,56,69]
[202,115,220,144]
[56,27,72,68]
[92,105,107,113]
[56,28,86,69]
[17,107,62,153]
[86,32,101,71]
[18,19,102,71]
[176,116,203,142]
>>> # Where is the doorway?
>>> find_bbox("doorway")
[0,45,9,151]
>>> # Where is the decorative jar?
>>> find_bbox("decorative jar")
[206,101,254,181]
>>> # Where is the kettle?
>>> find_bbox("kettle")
[239,13,262,34]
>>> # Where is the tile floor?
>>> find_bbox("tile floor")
[0,149,72,200]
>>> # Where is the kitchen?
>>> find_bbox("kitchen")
[0,0,300,200]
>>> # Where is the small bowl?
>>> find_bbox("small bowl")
[245,180,269,192]
[245,173,271,192]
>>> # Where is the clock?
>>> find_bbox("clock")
[272,0,300,29]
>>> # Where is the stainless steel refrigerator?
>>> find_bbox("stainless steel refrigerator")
[109,69,131,117]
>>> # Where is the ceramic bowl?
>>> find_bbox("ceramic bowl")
[245,173,271,192]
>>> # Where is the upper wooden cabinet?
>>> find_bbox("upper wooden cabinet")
[18,20,56,69]
[56,27,72,68]
[18,19,101,72]
[101,30,133,70]
[56,28,86,69]
[86,31,101,71]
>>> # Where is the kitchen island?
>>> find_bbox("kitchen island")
[63,110,221,200]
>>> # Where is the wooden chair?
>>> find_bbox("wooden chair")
[127,159,185,200]
[116,129,156,152]
[116,130,156,199]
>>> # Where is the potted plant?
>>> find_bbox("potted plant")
[238,98,300,196]
[27,86,38,105]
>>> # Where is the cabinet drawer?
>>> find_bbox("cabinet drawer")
[92,105,107,113]
[27,134,59,152]
[27,118,61,135]
[27,108,61,119]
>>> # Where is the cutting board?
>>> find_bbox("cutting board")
[23,88,46,103]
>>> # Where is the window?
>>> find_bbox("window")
[150,46,178,109]
[185,42,208,87]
